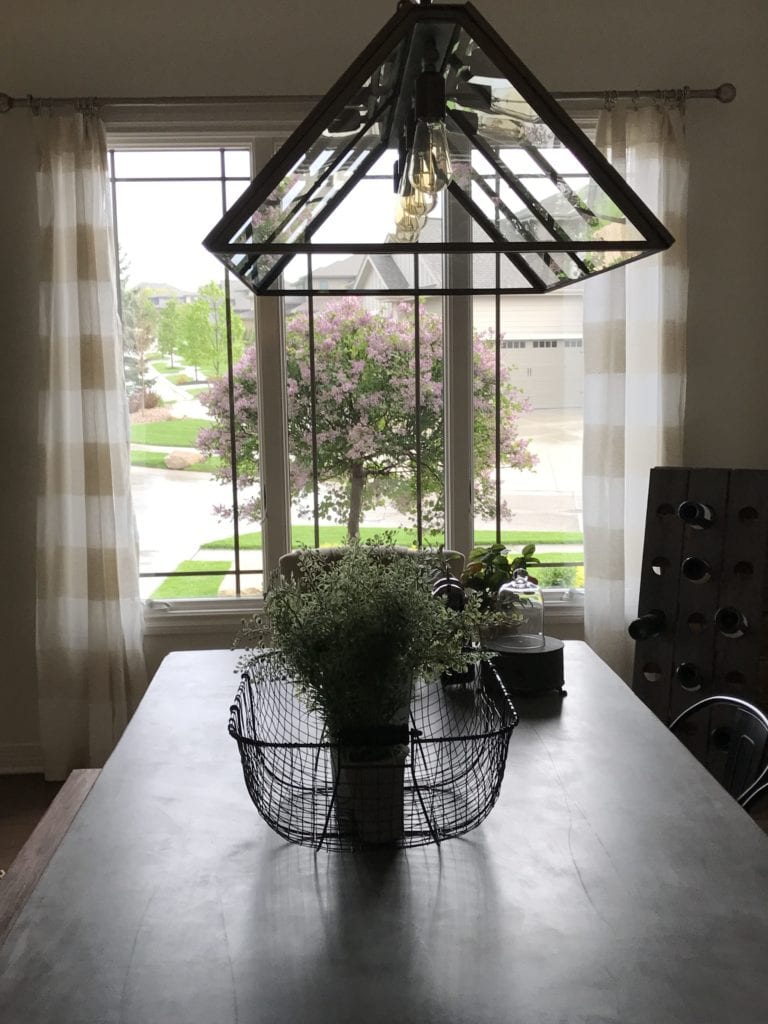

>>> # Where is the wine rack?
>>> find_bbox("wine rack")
[631,467,768,722]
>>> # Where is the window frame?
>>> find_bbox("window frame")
[106,108,584,634]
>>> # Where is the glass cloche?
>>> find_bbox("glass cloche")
[493,568,545,651]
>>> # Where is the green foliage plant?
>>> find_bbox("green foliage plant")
[180,281,246,381]
[461,542,540,611]
[237,540,493,738]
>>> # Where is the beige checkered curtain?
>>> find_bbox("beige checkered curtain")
[36,114,147,779]
[583,105,688,681]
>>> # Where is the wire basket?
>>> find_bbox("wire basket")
[228,651,518,850]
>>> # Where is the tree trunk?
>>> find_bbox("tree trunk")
[347,462,366,538]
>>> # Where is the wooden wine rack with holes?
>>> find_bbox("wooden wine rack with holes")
[632,467,768,723]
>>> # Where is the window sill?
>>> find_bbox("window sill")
[142,588,585,636]
[143,596,262,635]
[542,587,585,624]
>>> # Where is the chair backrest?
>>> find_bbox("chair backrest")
[742,779,768,813]
[278,547,464,582]
[669,696,768,805]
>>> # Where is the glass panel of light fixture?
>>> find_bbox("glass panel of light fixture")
[447,35,650,247]
[466,148,561,245]
[279,132,383,245]
[313,172,397,246]
[267,253,309,292]
[518,252,562,290]
[228,46,399,249]
[228,137,359,247]
[468,251,539,292]
[544,148,589,176]
[582,248,642,274]
[498,253,544,290]
[243,253,282,290]
[497,148,542,177]
[496,181,558,242]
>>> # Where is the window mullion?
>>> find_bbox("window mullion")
[255,294,291,586]
[443,186,474,560]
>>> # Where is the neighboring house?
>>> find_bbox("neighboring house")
[138,283,196,309]
[287,253,363,313]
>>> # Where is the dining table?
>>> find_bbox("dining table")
[2,641,768,1023]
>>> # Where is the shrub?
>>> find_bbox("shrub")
[128,388,164,413]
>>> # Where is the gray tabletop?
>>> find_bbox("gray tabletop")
[2,642,768,1024]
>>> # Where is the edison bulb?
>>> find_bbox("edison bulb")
[397,176,436,219]
[393,199,426,233]
[408,120,452,195]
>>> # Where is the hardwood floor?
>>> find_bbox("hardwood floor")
[0,770,100,946]
[0,774,63,873]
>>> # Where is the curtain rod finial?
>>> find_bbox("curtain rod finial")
[716,82,736,103]
[0,93,14,113]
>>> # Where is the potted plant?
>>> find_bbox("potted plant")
[460,542,550,691]
[237,540,490,844]
[460,542,540,611]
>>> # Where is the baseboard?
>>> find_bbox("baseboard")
[0,743,44,775]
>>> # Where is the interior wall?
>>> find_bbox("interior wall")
[0,116,41,770]
[2,0,766,759]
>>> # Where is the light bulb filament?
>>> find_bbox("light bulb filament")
[408,119,452,196]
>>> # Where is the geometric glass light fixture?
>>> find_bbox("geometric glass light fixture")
[204,0,673,296]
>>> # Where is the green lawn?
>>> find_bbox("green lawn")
[130,418,209,447]
[150,359,175,374]
[130,450,222,473]
[201,525,583,552]
[528,553,584,588]
[150,560,231,599]
[151,549,583,600]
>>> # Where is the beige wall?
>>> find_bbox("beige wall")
[2,0,767,760]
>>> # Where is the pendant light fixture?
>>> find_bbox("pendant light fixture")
[204,0,673,296]
[406,40,453,197]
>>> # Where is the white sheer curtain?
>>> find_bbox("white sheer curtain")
[582,105,688,681]
[36,113,147,779]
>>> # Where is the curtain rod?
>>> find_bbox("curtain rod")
[0,83,736,113]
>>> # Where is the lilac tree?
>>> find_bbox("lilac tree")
[198,297,535,537]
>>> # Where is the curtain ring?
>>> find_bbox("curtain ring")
[76,97,99,116]
[603,90,618,110]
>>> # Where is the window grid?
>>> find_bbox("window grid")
[110,138,584,603]
[109,145,260,598]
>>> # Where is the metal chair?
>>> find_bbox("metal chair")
[742,779,768,813]
[669,696,768,805]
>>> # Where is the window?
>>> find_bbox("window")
[111,136,584,606]
[110,146,258,601]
